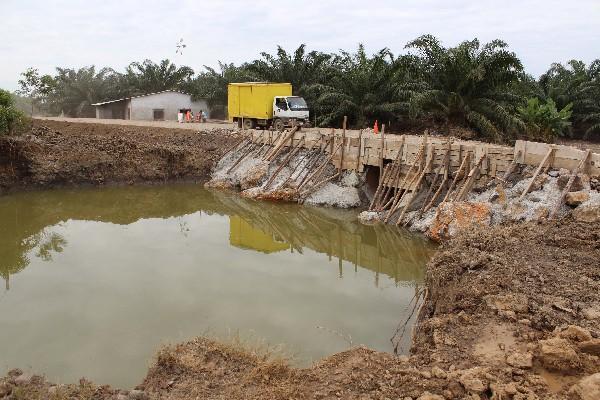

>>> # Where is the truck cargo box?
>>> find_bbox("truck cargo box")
[228,83,292,121]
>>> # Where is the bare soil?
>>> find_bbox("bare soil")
[0,119,240,192]
[2,218,598,399]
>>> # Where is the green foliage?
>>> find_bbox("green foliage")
[540,59,600,139]
[0,88,29,135]
[518,98,572,141]
[185,62,256,119]
[125,59,194,94]
[401,35,525,142]
[305,45,408,128]
[48,66,128,117]
[15,38,600,143]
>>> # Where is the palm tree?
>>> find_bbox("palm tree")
[402,35,525,141]
[48,66,126,117]
[246,44,335,94]
[125,59,194,94]
[185,62,256,119]
[305,45,408,128]
[540,59,600,139]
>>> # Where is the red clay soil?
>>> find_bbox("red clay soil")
[0,119,240,192]
[2,218,598,399]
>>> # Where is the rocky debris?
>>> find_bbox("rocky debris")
[572,203,600,222]
[427,201,491,241]
[591,177,599,191]
[506,351,533,369]
[557,325,593,342]
[538,337,581,373]
[565,191,590,206]
[304,182,361,208]
[568,373,600,400]
[458,367,488,393]
[529,174,548,192]
[582,306,600,320]
[240,161,268,190]
[204,178,235,190]
[578,339,600,356]
[485,293,529,314]
[357,210,382,224]
[0,382,12,397]
[416,392,444,400]
[557,174,586,191]
[241,187,298,202]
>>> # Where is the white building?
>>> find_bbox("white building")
[92,90,209,121]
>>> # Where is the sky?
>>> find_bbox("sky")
[1,0,599,91]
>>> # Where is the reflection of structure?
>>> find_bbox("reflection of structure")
[0,185,434,289]
[217,193,434,286]
[229,216,289,254]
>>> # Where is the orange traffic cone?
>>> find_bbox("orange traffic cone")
[373,120,379,134]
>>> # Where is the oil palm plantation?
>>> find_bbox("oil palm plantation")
[540,59,600,139]
[48,66,126,117]
[305,45,408,128]
[402,35,525,141]
[125,59,194,95]
[246,44,335,95]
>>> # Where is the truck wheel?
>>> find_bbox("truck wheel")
[243,118,255,130]
[273,119,284,132]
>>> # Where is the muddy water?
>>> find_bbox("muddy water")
[0,185,434,388]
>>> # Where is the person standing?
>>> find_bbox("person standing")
[185,109,191,123]
[177,110,183,123]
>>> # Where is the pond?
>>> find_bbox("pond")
[0,185,435,388]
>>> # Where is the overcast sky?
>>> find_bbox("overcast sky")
[1,0,599,91]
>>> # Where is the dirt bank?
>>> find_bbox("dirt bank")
[0,119,239,192]
[2,218,598,399]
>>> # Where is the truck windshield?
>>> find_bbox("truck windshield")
[287,97,309,111]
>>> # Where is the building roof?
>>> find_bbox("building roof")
[91,90,193,106]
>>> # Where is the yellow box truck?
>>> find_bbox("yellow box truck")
[228,82,310,131]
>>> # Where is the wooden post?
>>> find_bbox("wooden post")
[549,150,591,219]
[339,116,347,180]
[455,152,487,202]
[355,129,363,171]
[519,147,555,201]
[264,137,305,189]
[379,124,385,184]
[397,155,435,225]
[442,152,470,203]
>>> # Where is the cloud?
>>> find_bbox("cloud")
[1,0,599,90]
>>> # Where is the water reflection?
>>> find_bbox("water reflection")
[1,185,433,291]
[0,184,435,388]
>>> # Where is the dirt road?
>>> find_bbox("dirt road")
[38,116,237,131]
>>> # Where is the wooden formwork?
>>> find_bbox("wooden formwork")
[247,129,600,182]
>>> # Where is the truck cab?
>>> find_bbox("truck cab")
[273,96,310,131]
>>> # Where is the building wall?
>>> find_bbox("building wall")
[130,92,209,121]
[95,100,128,119]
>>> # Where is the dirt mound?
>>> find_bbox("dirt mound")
[0,119,239,191]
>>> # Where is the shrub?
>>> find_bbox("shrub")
[0,89,29,135]
[518,97,572,142]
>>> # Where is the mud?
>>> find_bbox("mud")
[0,119,239,192]
[3,218,598,399]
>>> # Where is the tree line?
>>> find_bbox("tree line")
[14,35,600,143]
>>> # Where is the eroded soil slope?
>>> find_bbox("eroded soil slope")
[0,119,239,191]
[2,218,598,399]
